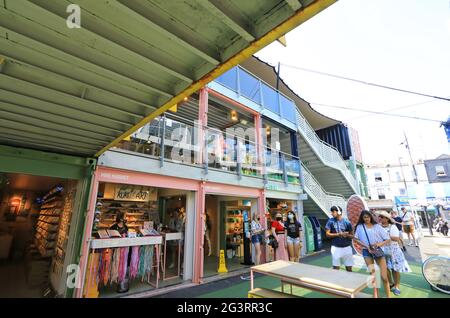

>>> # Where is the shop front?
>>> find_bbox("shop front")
[77,166,198,298]
[199,183,265,281]
[265,190,304,261]
[0,145,94,298]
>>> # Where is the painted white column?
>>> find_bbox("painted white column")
[250,199,258,264]
[184,191,196,281]
[295,199,306,257]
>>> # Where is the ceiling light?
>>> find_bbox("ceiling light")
[240,119,248,125]
[183,96,188,102]
[231,111,238,121]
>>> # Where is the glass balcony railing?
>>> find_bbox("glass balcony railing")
[114,114,300,185]
[215,66,297,124]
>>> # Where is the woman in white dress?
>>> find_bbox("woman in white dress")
[376,211,410,296]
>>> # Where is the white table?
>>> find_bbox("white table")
[250,260,376,298]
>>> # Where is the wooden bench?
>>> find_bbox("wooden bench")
[248,288,301,298]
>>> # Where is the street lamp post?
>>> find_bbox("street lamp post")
[398,157,423,237]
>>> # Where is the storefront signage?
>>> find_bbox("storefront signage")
[265,183,281,191]
[114,185,157,202]
[100,172,129,182]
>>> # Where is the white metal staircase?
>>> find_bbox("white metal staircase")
[302,163,347,220]
[296,109,359,198]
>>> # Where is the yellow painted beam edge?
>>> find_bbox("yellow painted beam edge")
[95,0,338,157]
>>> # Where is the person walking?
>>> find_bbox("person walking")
[284,211,303,262]
[325,206,354,272]
[442,221,449,236]
[353,210,391,298]
[377,211,410,296]
[391,210,406,252]
[271,213,288,261]
[399,207,417,247]
[251,213,265,265]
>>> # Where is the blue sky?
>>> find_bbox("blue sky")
[256,0,450,164]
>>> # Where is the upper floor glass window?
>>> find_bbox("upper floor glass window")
[374,172,382,182]
[435,165,446,177]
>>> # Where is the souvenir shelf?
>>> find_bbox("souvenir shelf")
[92,198,159,234]
[52,187,75,277]
[34,185,64,258]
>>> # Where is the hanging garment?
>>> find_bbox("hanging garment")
[129,246,140,280]
[118,247,130,283]
[144,245,154,279]
[98,249,112,286]
[138,246,145,280]
[110,248,120,284]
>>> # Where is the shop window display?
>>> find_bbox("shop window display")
[84,183,188,297]
[0,174,81,298]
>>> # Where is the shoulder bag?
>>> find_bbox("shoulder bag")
[362,225,385,258]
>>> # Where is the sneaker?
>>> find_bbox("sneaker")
[392,288,401,296]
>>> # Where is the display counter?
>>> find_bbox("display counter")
[91,236,162,249]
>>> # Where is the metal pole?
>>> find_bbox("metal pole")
[282,154,288,185]
[398,156,418,231]
[423,206,433,235]
[403,131,419,184]
[160,115,166,168]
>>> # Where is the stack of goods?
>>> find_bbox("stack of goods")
[92,199,159,236]
[34,185,64,258]
[52,187,75,277]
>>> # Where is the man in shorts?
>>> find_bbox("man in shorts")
[400,207,417,247]
[325,206,354,272]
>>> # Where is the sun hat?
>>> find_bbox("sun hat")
[376,210,395,224]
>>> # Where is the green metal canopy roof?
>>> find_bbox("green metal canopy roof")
[0,0,337,157]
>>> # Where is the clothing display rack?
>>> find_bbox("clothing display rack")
[160,232,182,281]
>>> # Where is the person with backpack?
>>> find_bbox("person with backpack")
[391,210,406,252]
[441,221,449,236]
[325,206,354,272]
[377,211,410,296]
[353,210,391,298]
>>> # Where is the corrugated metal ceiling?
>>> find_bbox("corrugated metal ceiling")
[0,0,337,157]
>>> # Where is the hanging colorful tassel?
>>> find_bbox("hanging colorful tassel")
[110,248,120,284]
[129,246,140,280]
[138,246,146,280]
[118,247,130,283]
[99,249,112,286]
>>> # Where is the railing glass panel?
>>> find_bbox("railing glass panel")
[215,66,238,91]
[238,67,261,104]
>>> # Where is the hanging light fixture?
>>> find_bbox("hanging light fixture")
[231,110,238,122]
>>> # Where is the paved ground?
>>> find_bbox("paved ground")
[155,236,449,298]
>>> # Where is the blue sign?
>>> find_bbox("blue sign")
[395,196,410,206]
